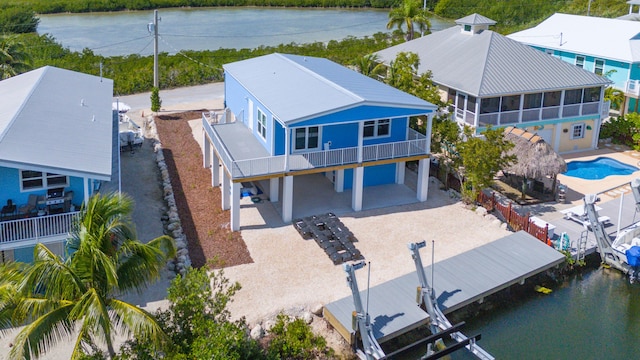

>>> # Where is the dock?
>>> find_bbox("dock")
[323,231,565,345]
[551,192,640,259]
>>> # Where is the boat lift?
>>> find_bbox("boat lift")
[407,241,494,360]
[583,179,640,282]
[342,242,493,360]
[343,261,385,360]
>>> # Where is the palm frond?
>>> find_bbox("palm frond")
[70,288,114,353]
[116,236,175,293]
[8,304,75,360]
[109,298,166,348]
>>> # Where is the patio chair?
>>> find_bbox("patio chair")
[18,194,38,215]
[1,199,16,218]
[63,191,74,212]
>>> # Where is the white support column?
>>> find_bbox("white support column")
[230,182,241,231]
[357,122,364,163]
[84,177,90,205]
[221,171,231,210]
[203,130,210,168]
[396,161,406,184]
[553,124,562,153]
[212,154,220,187]
[425,114,434,154]
[352,166,364,212]
[285,126,290,171]
[416,158,430,202]
[335,169,344,192]
[282,176,293,223]
[270,177,279,202]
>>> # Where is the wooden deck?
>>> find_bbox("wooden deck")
[323,231,565,345]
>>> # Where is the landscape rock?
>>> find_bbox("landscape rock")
[302,311,314,324]
[475,207,488,217]
[250,324,264,340]
[311,303,324,316]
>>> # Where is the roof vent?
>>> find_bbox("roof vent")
[80,98,85,107]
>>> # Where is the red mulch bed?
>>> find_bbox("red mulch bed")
[154,110,253,269]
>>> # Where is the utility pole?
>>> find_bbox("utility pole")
[152,10,159,88]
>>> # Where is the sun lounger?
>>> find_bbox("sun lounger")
[561,205,611,229]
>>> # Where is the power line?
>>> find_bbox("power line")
[90,35,151,50]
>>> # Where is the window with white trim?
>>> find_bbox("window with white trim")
[575,55,585,68]
[594,59,605,75]
[20,170,68,191]
[294,126,320,151]
[257,109,267,139]
[363,119,390,138]
[571,123,585,139]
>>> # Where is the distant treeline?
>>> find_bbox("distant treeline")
[2,0,631,95]
[1,0,397,14]
[1,0,630,35]
[18,31,397,95]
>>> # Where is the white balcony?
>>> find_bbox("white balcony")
[0,212,78,251]
[626,80,640,97]
[203,115,429,180]
[470,101,604,128]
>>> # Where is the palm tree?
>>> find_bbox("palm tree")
[0,35,31,79]
[386,0,431,41]
[604,86,625,115]
[352,54,385,78]
[0,192,176,360]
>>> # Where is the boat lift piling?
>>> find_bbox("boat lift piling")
[344,261,385,360]
[408,241,494,360]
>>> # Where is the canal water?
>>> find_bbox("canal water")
[37,7,453,57]
[398,266,640,359]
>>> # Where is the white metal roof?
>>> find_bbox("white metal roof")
[223,53,437,125]
[0,66,114,180]
[508,13,640,63]
[374,25,610,97]
[455,13,496,26]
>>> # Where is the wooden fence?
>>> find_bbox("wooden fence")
[429,161,462,193]
[477,191,550,243]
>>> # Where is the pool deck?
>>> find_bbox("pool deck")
[557,146,640,205]
[522,145,640,260]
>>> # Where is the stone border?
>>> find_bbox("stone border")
[144,115,191,276]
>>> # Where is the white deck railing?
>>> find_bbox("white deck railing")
[203,117,429,179]
[0,212,78,247]
[475,101,604,127]
[626,80,640,97]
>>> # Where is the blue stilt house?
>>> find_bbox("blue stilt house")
[0,66,114,262]
[202,53,437,230]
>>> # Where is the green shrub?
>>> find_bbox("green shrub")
[267,314,334,360]
[600,114,640,149]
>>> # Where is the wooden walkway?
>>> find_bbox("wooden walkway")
[323,231,565,345]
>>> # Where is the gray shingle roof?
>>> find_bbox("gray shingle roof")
[374,26,611,97]
[223,53,437,125]
[0,66,113,180]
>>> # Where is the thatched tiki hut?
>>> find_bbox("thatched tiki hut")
[502,126,567,199]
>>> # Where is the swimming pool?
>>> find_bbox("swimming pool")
[564,157,639,180]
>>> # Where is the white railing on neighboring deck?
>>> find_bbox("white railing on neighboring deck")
[0,212,78,247]
[626,80,640,97]
[203,117,429,180]
[476,101,604,127]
